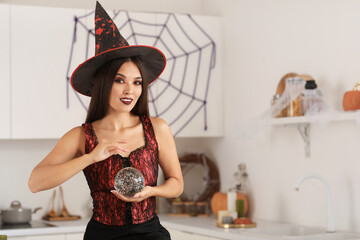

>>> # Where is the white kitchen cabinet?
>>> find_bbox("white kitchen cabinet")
[168,228,226,240]
[9,235,64,240]
[8,233,83,240]
[5,5,222,139]
[10,5,89,139]
[0,4,11,139]
[148,14,223,137]
[65,233,84,240]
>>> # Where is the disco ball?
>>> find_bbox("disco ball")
[114,167,145,197]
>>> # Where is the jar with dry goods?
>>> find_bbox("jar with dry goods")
[285,77,305,117]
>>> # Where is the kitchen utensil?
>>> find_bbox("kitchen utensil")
[46,189,57,218]
[0,201,41,224]
[42,187,81,221]
[59,186,70,217]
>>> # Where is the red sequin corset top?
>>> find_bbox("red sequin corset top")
[82,115,159,226]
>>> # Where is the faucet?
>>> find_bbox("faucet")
[295,174,335,233]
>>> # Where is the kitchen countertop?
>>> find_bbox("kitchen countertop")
[0,218,89,237]
[159,215,360,240]
[1,215,360,240]
[0,215,262,238]
[160,214,266,240]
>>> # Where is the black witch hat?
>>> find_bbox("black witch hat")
[71,2,166,96]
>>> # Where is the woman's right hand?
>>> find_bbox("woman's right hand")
[89,139,129,163]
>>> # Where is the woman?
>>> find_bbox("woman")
[28,2,183,240]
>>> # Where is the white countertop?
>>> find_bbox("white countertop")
[0,218,89,237]
[159,215,360,240]
[1,215,360,240]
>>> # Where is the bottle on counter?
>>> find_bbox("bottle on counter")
[230,163,249,218]
[301,80,324,115]
[233,163,248,195]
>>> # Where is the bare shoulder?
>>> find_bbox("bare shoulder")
[150,117,174,152]
[149,117,171,134]
[62,126,85,140]
[57,126,85,154]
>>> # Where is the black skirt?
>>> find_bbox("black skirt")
[83,214,171,240]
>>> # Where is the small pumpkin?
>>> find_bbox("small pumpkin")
[210,192,248,216]
[343,83,360,111]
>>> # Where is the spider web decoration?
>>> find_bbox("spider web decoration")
[66,9,216,136]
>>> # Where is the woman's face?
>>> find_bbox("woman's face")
[108,61,143,113]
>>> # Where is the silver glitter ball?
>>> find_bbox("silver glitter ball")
[114,167,145,197]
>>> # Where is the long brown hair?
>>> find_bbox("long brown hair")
[85,57,149,123]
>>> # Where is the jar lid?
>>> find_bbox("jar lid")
[305,80,317,89]
[0,235,7,240]
[286,76,305,85]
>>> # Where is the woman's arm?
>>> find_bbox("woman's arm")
[151,117,183,198]
[112,117,183,202]
[28,127,88,193]
[28,126,128,193]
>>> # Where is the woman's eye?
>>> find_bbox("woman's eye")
[115,78,124,83]
[134,81,142,85]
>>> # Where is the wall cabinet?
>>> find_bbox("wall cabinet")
[10,5,89,139]
[2,4,222,139]
[0,4,11,139]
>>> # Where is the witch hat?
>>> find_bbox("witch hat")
[71,1,166,96]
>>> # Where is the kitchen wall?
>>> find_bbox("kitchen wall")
[203,0,360,233]
[1,0,360,234]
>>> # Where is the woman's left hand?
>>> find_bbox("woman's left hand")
[111,186,153,202]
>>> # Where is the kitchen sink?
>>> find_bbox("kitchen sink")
[242,222,325,238]
[242,225,360,240]
[284,232,360,240]
[249,225,324,236]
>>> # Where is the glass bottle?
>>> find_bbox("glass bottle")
[301,80,323,115]
[230,164,247,194]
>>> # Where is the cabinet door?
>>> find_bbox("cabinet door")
[10,5,89,139]
[168,229,226,240]
[25,235,64,240]
[0,4,11,138]
[65,233,84,240]
[8,235,65,240]
[150,14,223,137]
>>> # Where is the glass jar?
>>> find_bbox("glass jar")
[285,77,305,117]
[170,201,184,214]
[196,201,208,215]
[271,94,287,117]
[183,201,196,215]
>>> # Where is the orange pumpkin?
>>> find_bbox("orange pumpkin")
[343,83,360,111]
[210,192,248,216]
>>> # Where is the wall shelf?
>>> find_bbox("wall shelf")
[269,111,358,157]
[269,111,358,126]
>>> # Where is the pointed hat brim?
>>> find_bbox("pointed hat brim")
[71,45,166,97]
[70,1,166,97]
